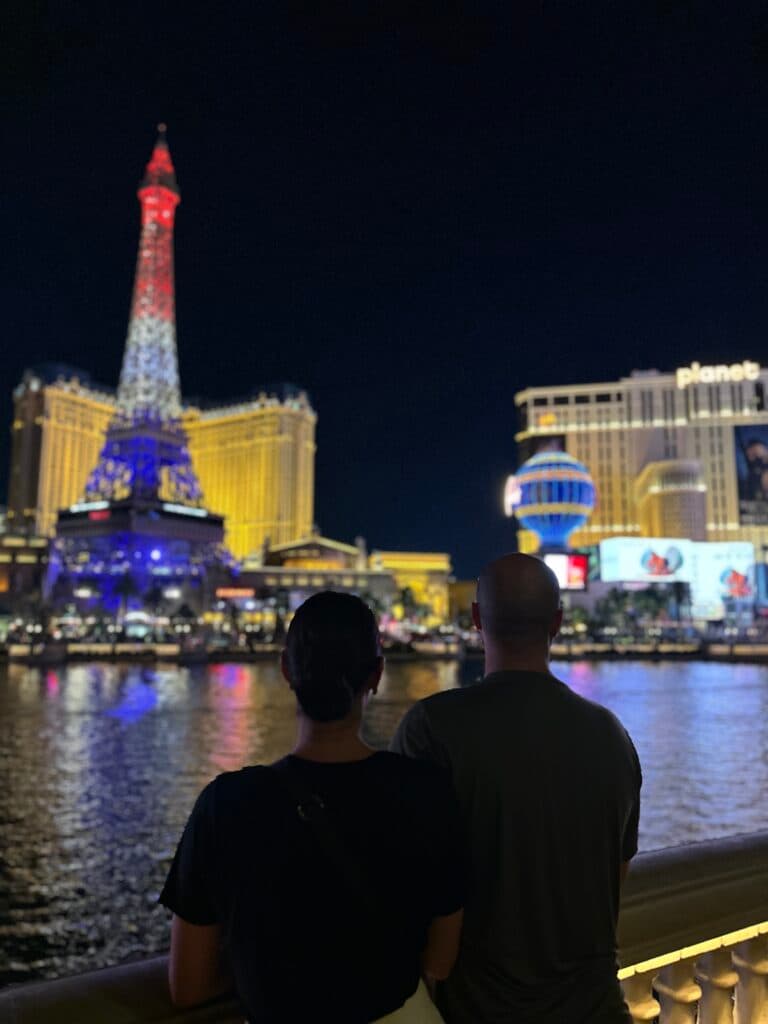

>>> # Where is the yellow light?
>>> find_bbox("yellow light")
[618,920,768,980]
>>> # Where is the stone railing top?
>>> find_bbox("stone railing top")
[1,831,767,1022]
[618,830,768,969]
[0,956,242,1023]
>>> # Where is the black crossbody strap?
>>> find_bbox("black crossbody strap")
[268,761,390,926]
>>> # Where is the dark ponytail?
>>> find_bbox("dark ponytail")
[285,592,381,722]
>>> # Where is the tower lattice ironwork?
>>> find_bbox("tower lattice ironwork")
[85,125,203,505]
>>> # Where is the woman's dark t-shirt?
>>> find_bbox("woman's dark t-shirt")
[160,751,466,1023]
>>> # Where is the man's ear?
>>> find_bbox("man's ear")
[471,601,482,632]
[280,650,292,685]
[550,606,564,641]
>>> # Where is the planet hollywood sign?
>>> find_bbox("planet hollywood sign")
[675,360,760,389]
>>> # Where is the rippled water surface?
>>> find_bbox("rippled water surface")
[1,657,767,984]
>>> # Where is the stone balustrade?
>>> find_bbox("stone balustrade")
[0,831,766,1023]
[617,831,768,1024]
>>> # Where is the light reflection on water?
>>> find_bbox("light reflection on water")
[0,657,766,984]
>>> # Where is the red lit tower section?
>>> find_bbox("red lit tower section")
[117,124,183,422]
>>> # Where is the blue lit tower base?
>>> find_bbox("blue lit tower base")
[51,499,224,614]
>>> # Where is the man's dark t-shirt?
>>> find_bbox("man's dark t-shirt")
[160,751,465,1024]
[391,671,641,1024]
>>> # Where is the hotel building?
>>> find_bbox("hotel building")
[6,369,451,621]
[7,367,316,560]
[7,368,114,539]
[237,535,452,627]
[184,388,316,559]
[514,360,768,557]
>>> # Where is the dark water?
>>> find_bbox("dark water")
[0,657,767,984]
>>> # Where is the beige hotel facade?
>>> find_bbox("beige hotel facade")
[514,359,768,558]
[7,367,316,560]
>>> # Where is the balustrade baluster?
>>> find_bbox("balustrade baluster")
[696,947,738,1024]
[732,935,768,1024]
[621,971,662,1023]
[654,959,702,1024]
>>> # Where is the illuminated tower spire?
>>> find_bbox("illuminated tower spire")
[117,123,182,422]
[84,125,202,504]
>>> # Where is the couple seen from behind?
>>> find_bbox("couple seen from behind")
[161,552,642,1023]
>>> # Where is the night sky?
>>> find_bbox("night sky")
[4,3,768,577]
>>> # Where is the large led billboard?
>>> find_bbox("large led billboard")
[688,542,755,620]
[599,537,693,584]
[543,553,588,591]
[735,425,768,526]
[599,537,755,620]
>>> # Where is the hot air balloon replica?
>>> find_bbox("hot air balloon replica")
[504,450,596,552]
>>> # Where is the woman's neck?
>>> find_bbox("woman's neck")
[292,713,376,763]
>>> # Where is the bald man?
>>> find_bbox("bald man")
[391,554,640,1024]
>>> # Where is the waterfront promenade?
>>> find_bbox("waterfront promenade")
[4,638,768,664]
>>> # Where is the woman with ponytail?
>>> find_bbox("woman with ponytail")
[161,591,466,1023]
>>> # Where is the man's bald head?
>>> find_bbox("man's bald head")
[476,553,561,643]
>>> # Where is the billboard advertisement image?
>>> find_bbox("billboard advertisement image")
[735,425,768,526]
[543,552,588,591]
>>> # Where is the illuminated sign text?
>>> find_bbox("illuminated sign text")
[676,360,760,389]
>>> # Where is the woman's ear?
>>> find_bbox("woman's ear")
[280,650,293,686]
[368,656,384,695]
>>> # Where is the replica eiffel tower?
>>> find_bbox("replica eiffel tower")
[86,124,202,504]
[51,127,225,612]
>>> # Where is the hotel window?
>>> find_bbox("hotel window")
[554,396,569,405]
[595,393,611,403]
[533,397,548,406]
[756,381,765,411]
[640,390,653,424]
[662,389,676,422]
[575,394,589,404]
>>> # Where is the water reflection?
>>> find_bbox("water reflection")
[106,673,159,724]
[0,657,766,984]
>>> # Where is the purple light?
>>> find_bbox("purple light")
[150,549,162,561]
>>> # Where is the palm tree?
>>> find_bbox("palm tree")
[113,572,139,626]
[143,583,165,616]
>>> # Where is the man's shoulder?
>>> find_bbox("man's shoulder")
[403,683,487,730]
[421,683,479,711]
[563,684,633,735]
[375,749,453,787]
[557,685,640,769]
